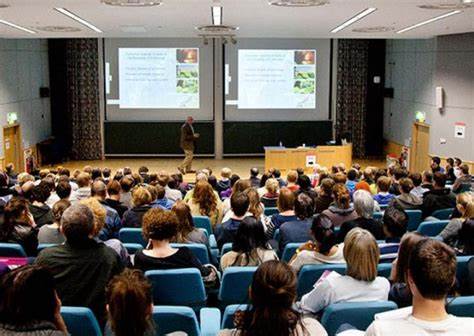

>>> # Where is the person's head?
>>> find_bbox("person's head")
[363,167,374,182]
[353,190,375,219]
[374,168,387,182]
[294,193,314,220]
[250,167,259,178]
[18,173,34,186]
[344,228,379,281]
[138,166,149,175]
[123,167,132,176]
[311,214,336,255]
[80,198,106,237]
[264,178,279,195]
[107,180,122,197]
[61,203,95,246]
[287,170,298,184]
[245,188,264,218]
[91,180,107,199]
[186,116,194,124]
[52,199,71,224]
[394,232,426,283]
[231,178,250,195]
[131,186,152,207]
[407,239,456,300]
[259,172,272,188]
[1,198,31,239]
[273,169,281,179]
[320,178,335,196]
[393,168,408,181]
[103,168,111,178]
[332,183,351,209]
[296,174,312,190]
[39,169,50,180]
[55,180,71,200]
[409,173,422,187]
[31,183,51,204]
[120,176,134,193]
[383,205,408,238]
[460,217,474,255]
[431,156,441,167]
[156,185,167,201]
[142,185,156,202]
[433,172,447,189]
[333,172,347,184]
[232,216,268,256]
[76,172,91,188]
[231,192,250,217]
[236,260,301,335]
[355,181,371,193]
[207,175,217,189]
[192,180,217,216]
[454,158,462,167]
[131,173,143,186]
[455,192,473,218]
[377,176,391,193]
[347,169,357,182]
[446,158,454,167]
[0,171,9,188]
[106,269,154,336]
[41,177,55,193]
[220,167,232,179]
[399,177,414,194]
[0,265,61,328]
[460,164,469,176]
[91,168,102,181]
[171,201,195,243]
[277,187,295,212]
[142,208,177,242]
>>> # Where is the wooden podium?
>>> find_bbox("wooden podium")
[264,144,352,175]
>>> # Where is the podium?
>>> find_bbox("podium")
[264,144,352,175]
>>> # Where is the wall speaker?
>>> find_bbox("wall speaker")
[39,87,50,98]
[436,86,444,110]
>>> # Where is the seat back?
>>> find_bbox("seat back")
[264,207,279,216]
[221,304,250,329]
[152,306,200,336]
[123,243,143,255]
[0,243,27,257]
[193,216,212,235]
[37,243,59,254]
[446,296,474,318]
[60,307,101,336]
[221,242,233,256]
[456,256,472,282]
[119,228,146,247]
[377,263,392,278]
[145,269,206,308]
[297,264,346,298]
[321,301,398,336]
[417,220,449,236]
[379,204,388,210]
[373,212,383,220]
[281,243,300,262]
[218,267,257,306]
[170,243,210,265]
[406,210,423,231]
[431,208,454,220]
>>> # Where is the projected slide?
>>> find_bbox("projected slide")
[238,49,316,109]
[119,48,199,109]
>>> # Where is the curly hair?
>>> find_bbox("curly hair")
[79,198,106,237]
[192,180,217,217]
[142,209,178,241]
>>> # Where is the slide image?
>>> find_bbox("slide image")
[176,79,198,94]
[177,49,198,64]
[294,50,315,65]
[177,64,199,79]
[293,80,315,94]
[294,66,315,80]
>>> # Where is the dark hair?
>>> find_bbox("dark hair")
[383,205,408,238]
[52,199,71,223]
[56,181,72,199]
[172,201,195,243]
[58,168,70,177]
[432,156,441,165]
[393,168,408,180]
[1,198,29,240]
[423,171,433,183]
[311,214,336,255]
[320,178,335,196]
[123,167,132,176]
[409,173,422,187]
[433,172,447,188]
[103,168,111,178]
[294,193,314,220]
[454,158,462,166]
[0,172,8,188]
[250,168,259,177]
[347,169,357,181]
[394,232,426,283]
[296,175,312,191]
[207,175,218,190]
[91,180,107,198]
[0,265,59,327]
[167,177,178,189]
[231,192,250,217]
[107,180,122,196]
[120,176,134,192]
[277,188,295,212]
[230,174,242,188]
[460,164,469,175]
[91,168,102,181]
[259,172,272,188]
[273,169,281,179]
[409,239,456,300]
[138,166,149,174]
[399,178,414,194]
[31,183,51,203]
[232,217,269,266]
[142,209,177,241]
[446,158,454,166]
[459,219,474,255]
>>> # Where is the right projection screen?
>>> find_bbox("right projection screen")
[225,39,331,121]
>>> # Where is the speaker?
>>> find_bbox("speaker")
[39,87,50,98]
[436,86,444,110]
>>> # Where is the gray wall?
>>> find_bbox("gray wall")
[0,39,51,157]
[384,33,474,161]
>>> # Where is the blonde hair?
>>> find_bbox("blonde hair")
[287,170,298,183]
[457,193,473,219]
[344,228,379,281]
[80,198,106,236]
[265,178,279,194]
[132,187,152,207]
[463,201,474,220]
[221,167,232,179]
[245,188,263,218]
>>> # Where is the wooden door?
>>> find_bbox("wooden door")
[410,122,430,173]
[3,124,22,170]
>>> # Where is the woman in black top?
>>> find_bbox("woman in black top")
[134,208,211,277]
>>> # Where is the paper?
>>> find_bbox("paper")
[306,155,316,167]
[454,122,466,139]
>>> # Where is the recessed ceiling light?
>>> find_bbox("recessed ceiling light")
[331,7,377,33]
[419,2,474,9]
[212,6,222,26]
[196,25,238,34]
[0,19,36,34]
[54,7,102,33]
[397,10,461,34]
[102,0,162,6]
[269,0,329,7]
[120,25,147,33]
[0,3,9,8]
[36,26,81,32]
[352,26,394,33]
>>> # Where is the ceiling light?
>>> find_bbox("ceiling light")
[331,7,377,33]
[0,19,36,34]
[102,0,162,6]
[419,2,474,9]
[36,26,81,32]
[196,24,238,34]
[397,10,461,34]
[269,0,329,7]
[352,26,394,33]
[212,6,222,25]
[54,7,102,33]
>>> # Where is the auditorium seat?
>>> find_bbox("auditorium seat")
[0,243,27,257]
[145,268,207,310]
[264,207,279,216]
[170,243,210,265]
[417,220,449,237]
[406,209,423,231]
[373,212,383,220]
[377,263,393,278]
[119,228,146,247]
[193,216,212,235]
[152,306,200,336]
[221,304,249,329]
[123,243,142,255]
[321,301,398,336]
[200,308,221,336]
[281,243,300,262]
[221,242,233,256]
[218,266,257,306]
[446,296,474,318]
[297,264,346,298]
[60,306,101,336]
[431,208,454,220]
[456,256,472,283]
[379,204,389,210]
[37,243,58,253]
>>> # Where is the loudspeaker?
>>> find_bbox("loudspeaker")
[39,87,50,98]
[436,86,444,110]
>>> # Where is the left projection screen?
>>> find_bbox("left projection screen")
[119,48,199,109]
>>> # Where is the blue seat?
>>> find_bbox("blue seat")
[373,212,383,220]
[123,243,142,254]
[417,220,449,236]
[297,264,346,298]
[281,243,300,262]
[200,308,221,336]
[321,301,398,336]
[456,256,471,282]
[264,207,279,216]
[37,243,59,254]
[377,263,392,278]
[0,243,27,257]
[193,216,212,235]
[273,229,280,241]
[406,209,423,231]
[218,267,257,306]
[152,306,200,336]
[379,204,389,210]
[221,304,249,329]
[60,307,101,336]
[171,243,210,265]
[145,269,207,309]
[221,242,233,256]
[432,208,454,220]
[119,228,146,247]
[446,296,474,318]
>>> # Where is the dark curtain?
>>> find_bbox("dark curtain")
[336,40,370,158]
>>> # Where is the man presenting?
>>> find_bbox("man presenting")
[178,116,199,174]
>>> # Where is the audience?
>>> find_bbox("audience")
[215,192,250,249]
[38,199,70,244]
[91,180,122,240]
[322,184,357,228]
[346,169,358,196]
[452,164,472,194]
[122,186,153,228]
[437,192,473,248]
[187,180,223,226]
[279,193,314,251]
[171,200,208,245]
[378,205,408,263]
[314,178,335,214]
[296,174,318,202]
[249,167,260,188]
[260,178,280,207]
[69,172,91,203]
[286,170,300,192]
[430,156,444,174]
[119,176,134,208]
[409,172,428,199]
[105,180,128,219]
[421,172,456,218]
[267,187,297,239]
[390,177,422,210]
[373,176,395,206]
[28,183,54,227]
[217,167,232,194]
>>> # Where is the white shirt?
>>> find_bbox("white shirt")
[45,192,60,208]
[289,244,345,272]
[298,271,390,314]
[165,186,182,203]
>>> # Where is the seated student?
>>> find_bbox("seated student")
[220,216,278,271]
[0,265,68,335]
[134,209,215,280]
[220,174,242,200]
[378,205,408,263]
[171,200,208,245]
[420,171,434,191]
[257,172,272,198]
[286,170,300,192]
[219,260,327,336]
[362,167,377,195]
[38,199,70,244]
[249,167,260,188]
[0,197,38,256]
[437,192,473,248]
[289,214,345,273]
[105,180,128,219]
[390,177,422,210]
[373,176,396,206]
[445,158,456,183]
[279,193,314,251]
[35,204,123,326]
[69,172,91,203]
[421,172,456,219]
[122,187,153,228]
[298,228,390,314]
[119,175,134,209]
[28,183,54,228]
[365,239,473,335]
[56,179,72,202]
[102,167,111,185]
[452,164,472,194]
[338,190,384,242]
[187,180,223,227]
[314,178,335,214]
[0,171,13,198]
[216,167,232,194]
[322,184,357,228]
[222,178,251,213]
[389,232,426,308]
[459,217,474,256]
[149,185,174,210]
[267,187,297,239]
[296,174,318,202]
[163,175,183,203]
[260,178,280,208]
[90,180,122,241]
[409,172,428,199]
[273,169,287,188]
[106,269,154,336]
[215,192,250,250]
[388,168,407,196]
[346,169,358,196]
[430,156,445,174]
